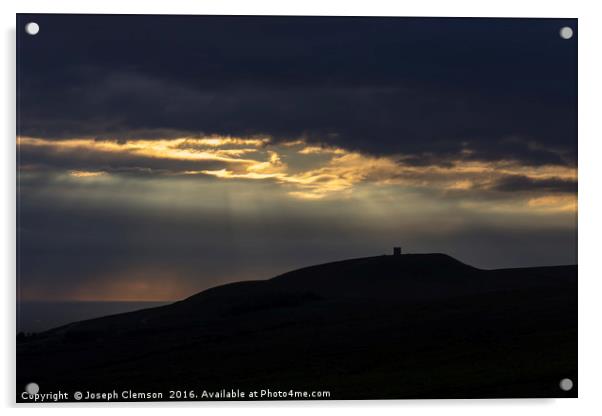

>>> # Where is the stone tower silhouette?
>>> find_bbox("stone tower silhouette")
[393,247,402,256]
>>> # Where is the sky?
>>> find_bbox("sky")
[17,14,577,301]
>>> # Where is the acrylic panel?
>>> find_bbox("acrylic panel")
[16,14,577,402]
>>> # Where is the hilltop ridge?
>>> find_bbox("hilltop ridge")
[17,253,577,400]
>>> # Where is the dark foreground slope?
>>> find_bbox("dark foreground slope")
[17,254,577,400]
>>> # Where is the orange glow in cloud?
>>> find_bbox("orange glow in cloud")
[69,170,107,178]
[528,195,577,212]
[18,135,576,210]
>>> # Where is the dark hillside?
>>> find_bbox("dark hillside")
[17,254,577,400]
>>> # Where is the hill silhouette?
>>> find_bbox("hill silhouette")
[17,253,577,400]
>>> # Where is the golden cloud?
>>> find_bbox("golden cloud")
[18,135,577,211]
[528,195,577,212]
[69,170,107,178]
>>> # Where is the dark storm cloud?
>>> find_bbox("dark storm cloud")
[17,15,577,166]
[491,174,577,193]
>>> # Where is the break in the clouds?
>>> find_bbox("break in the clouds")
[18,135,576,203]
[17,15,577,301]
